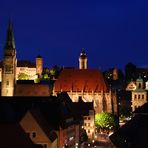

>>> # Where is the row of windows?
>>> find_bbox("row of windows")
[84,123,91,127]
[134,94,145,99]
[84,117,91,120]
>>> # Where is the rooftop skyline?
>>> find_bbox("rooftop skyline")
[0,0,148,71]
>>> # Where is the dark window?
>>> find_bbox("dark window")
[39,144,48,148]
[135,95,137,99]
[88,117,90,120]
[138,95,140,99]
[142,95,144,99]
[139,83,141,88]
[32,132,36,138]
[6,81,9,85]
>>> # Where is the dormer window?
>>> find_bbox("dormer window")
[32,132,36,138]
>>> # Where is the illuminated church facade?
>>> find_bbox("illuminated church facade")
[53,50,117,114]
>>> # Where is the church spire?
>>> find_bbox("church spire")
[4,18,15,49]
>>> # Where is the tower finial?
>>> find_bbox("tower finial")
[4,18,15,49]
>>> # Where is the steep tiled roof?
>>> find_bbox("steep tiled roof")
[29,109,57,142]
[134,102,148,114]
[54,69,109,92]
[72,98,94,116]
[0,123,39,148]
[110,115,148,148]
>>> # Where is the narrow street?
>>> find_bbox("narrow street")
[82,133,114,148]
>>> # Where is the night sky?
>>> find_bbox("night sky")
[0,0,148,71]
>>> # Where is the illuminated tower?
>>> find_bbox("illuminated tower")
[136,76,143,89]
[36,55,43,78]
[113,67,118,80]
[1,19,17,96]
[79,48,87,69]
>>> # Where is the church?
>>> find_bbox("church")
[0,20,117,115]
[0,20,48,96]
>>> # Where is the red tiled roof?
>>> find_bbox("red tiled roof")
[54,69,109,92]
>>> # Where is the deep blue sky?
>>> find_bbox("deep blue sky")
[0,0,148,71]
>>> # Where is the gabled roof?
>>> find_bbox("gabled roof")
[54,69,109,92]
[72,98,94,116]
[110,115,148,148]
[29,109,57,142]
[0,123,38,148]
[134,102,148,114]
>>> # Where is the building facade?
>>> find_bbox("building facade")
[131,77,147,111]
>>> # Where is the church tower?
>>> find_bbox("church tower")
[113,67,118,80]
[1,20,17,96]
[79,48,87,69]
[36,55,43,78]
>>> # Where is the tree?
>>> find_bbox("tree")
[43,73,49,79]
[95,112,118,130]
[18,73,29,80]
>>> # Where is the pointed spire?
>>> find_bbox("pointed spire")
[80,48,86,56]
[4,18,15,49]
